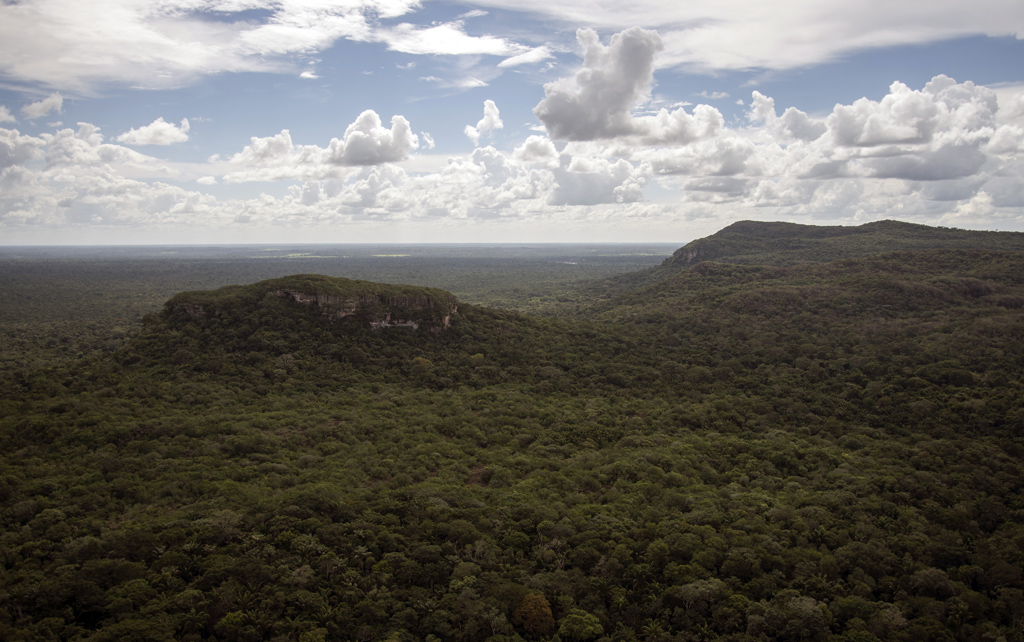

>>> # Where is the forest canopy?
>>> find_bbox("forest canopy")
[1,222,1023,642]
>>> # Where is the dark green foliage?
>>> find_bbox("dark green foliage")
[2,226,1024,642]
[593,219,1024,297]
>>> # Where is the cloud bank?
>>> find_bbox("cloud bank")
[471,0,1024,72]
[0,1,530,93]
[1,26,1022,241]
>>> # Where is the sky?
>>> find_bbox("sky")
[1,0,1023,245]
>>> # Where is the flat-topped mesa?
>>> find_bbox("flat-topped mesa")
[164,274,459,332]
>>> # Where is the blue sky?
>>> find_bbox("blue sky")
[1,0,1023,244]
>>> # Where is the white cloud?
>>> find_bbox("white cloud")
[458,77,490,89]
[0,123,216,231]
[534,28,728,146]
[43,122,166,171]
[995,88,1024,127]
[465,100,504,145]
[698,91,729,100]
[330,110,419,165]
[117,118,191,146]
[299,70,320,79]
[987,125,1024,155]
[4,69,1024,240]
[535,28,662,141]
[225,130,341,182]
[3,0,1021,101]
[419,74,490,89]
[225,110,418,182]
[420,132,435,149]
[0,106,15,124]
[943,190,995,225]
[0,1,533,92]
[498,46,553,68]
[748,91,827,142]
[465,0,1024,72]
[21,93,63,120]
[0,128,46,169]
[377,21,521,56]
[513,135,560,168]
[549,156,651,205]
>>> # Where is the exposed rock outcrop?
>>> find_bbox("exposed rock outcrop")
[271,289,457,331]
[164,274,459,332]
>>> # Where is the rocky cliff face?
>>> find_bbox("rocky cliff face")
[271,289,458,331]
[664,239,719,268]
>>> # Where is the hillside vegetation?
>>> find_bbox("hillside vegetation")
[591,220,1024,297]
[2,223,1024,642]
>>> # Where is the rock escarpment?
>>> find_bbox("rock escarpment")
[164,274,458,332]
[270,288,457,330]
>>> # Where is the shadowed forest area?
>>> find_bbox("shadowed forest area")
[2,223,1024,642]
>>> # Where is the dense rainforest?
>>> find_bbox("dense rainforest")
[2,222,1024,642]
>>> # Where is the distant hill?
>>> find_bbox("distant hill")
[589,219,1024,297]
[664,219,1024,268]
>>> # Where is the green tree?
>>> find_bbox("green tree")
[558,609,603,642]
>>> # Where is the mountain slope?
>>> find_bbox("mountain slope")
[664,219,1024,268]
[588,219,1024,298]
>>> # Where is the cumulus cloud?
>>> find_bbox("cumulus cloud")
[465,100,504,146]
[330,111,419,165]
[549,157,651,206]
[43,122,165,170]
[21,93,63,120]
[987,125,1023,155]
[225,130,339,183]
[513,135,560,168]
[226,110,418,182]
[4,70,1023,241]
[534,28,727,146]
[0,123,215,231]
[0,106,15,124]
[534,27,662,141]
[748,92,827,142]
[117,118,191,146]
[1,128,46,169]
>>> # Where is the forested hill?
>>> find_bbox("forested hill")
[3,224,1024,642]
[590,220,1024,297]
[663,220,1024,268]
[161,275,460,332]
